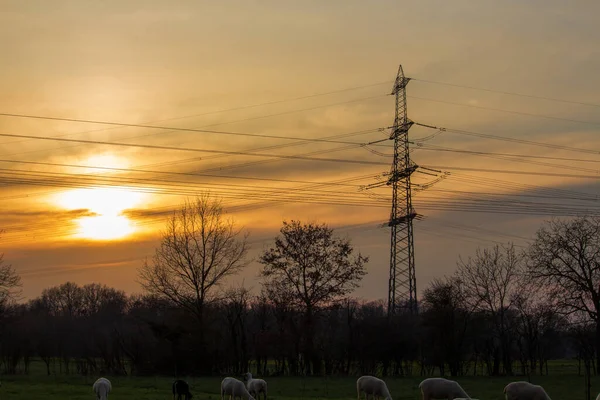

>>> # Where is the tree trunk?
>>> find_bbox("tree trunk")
[492,347,500,376]
[596,319,600,376]
[585,357,592,400]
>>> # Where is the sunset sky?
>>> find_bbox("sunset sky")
[1,1,599,301]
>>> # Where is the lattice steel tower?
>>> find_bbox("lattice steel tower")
[387,64,418,316]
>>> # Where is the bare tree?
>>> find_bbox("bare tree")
[456,243,523,375]
[527,216,600,373]
[0,231,22,311]
[138,193,250,324]
[259,220,368,375]
[39,282,85,317]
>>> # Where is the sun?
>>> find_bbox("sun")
[76,214,135,240]
[54,187,145,241]
[56,187,143,215]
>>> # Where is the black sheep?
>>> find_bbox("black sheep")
[172,379,193,400]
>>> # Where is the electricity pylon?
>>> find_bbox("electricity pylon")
[387,64,418,316]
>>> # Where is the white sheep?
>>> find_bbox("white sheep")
[504,381,551,400]
[356,375,392,400]
[419,377,470,400]
[222,377,256,400]
[93,377,112,400]
[596,393,600,400]
[243,372,267,400]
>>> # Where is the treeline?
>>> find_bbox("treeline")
[1,195,600,378]
[0,277,588,378]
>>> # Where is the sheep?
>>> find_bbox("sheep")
[243,372,267,400]
[419,377,470,400]
[173,379,193,400]
[504,381,551,400]
[222,377,256,400]
[356,375,392,400]
[93,377,112,400]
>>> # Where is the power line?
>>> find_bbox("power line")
[0,169,386,236]
[413,143,600,176]
[426,165,600,179]
[424,187,597,204]
[1,96,390,160]
[0,170,386,206]
[0,132,389,166]
[5,172,600,243]
[88,127,385,179]
[421,164,600,180]
[0,80,393,147]
[422,216,532,243]
[417,225,527,249]
[0,128,387,202]
[0,111,392,149]
[0,159,367,193]
[414,121,600,156]
[411,77,600,109]
[0,163,390,227]
[415,143,600,164]
[440,170,598,200]
[408,95,600,127]
[11,141,596,241]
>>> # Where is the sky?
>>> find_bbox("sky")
[1,0,599,301]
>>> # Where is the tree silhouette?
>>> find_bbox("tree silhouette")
[455,243,523,375]
[527,216,600,374]
[259,220,368,374]
[138,193,249,324]
[0,231,22,312]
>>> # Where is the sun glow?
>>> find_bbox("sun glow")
[76,214,135,240]
[79,153,130,174]
[54,187,145,241]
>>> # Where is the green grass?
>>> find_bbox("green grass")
[0,360,596,400]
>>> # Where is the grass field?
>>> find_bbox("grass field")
[0,360,596,400]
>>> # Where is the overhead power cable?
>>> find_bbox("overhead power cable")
[408,96,600,127]
[414,122,600,156]
[411,77,600,109]
[413,143,600,175]
[0,133,389,166]
[0,128,387,202]
[422,164,600,180]
[0,159,369,189]
[415,143,600,164]
[0,170,387,234]
[441,171,599,202]
[0,172,386,207]
[0,80,392,146]
[0,114,392,148]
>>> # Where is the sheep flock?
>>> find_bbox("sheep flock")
[80,374,566,400]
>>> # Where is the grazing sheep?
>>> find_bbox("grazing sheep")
[173,379,193,400]
[504,381,551,400]
[419,377,470,400]
[222,377,256,400]
[243,372,267,400]
[93,377,112,400]
[356,375,392,400]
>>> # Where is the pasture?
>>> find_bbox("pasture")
[0,360,595,400]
